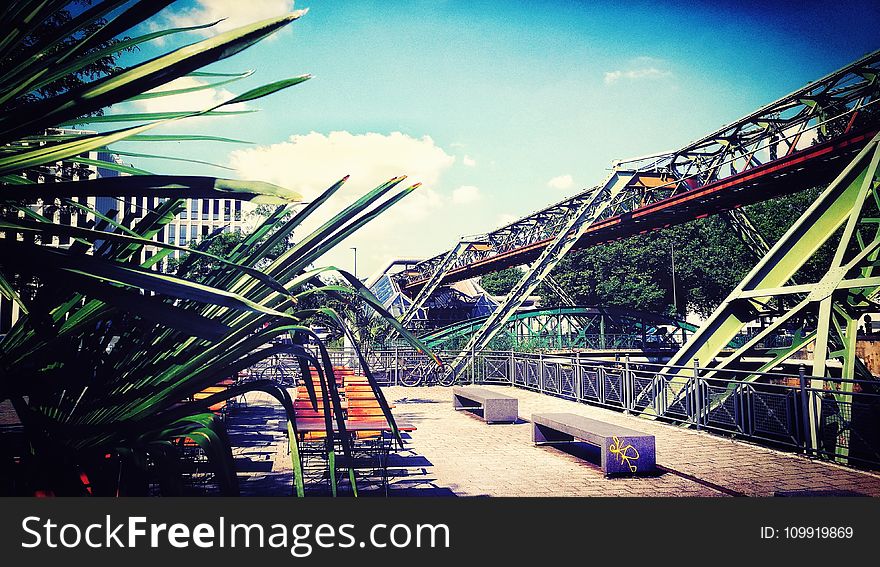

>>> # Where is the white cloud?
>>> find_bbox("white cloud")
[452,185,481,204]
[229,131,453,199]
[158,0,298,37]
[462,155,477,167]
[129,76,246,114]
[604,57,673,85]
[228,131,456,272]
[546,174,574,190]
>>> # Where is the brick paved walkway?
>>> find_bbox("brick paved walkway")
[230,385,880,497]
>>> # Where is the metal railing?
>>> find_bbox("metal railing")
[489,351,880,469]
[325,348,880,469]
[242,346,880,469]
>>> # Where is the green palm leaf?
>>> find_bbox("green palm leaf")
[0,11,305,142]
[0,3,439,497]
[58,110,256,126]
[1,175,302,203]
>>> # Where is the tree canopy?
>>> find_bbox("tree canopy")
[1,1,131,117]
[480,267,524,296]
[535,187,830,319]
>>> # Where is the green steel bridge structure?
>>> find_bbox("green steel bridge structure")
[364,50,880,465]
[376,50,880,387]
[419,306,697,352]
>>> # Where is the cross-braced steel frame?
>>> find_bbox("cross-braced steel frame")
[543,274,578,307]
[651,132,880,461]
[420,306,695,351]
[441,171,640,378]
[722,208,773,259]
[399,50,880,383]
[400,239,489,327]
[396,50,880,293]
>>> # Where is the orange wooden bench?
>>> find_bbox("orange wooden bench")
[191,377,236,412]
[293,418,416,438]
[294,367,403,440]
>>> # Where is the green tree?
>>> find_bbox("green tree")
[480,266,524,295]
[1,1,132,117]
[166,206,294,279]
[540,188,830,318]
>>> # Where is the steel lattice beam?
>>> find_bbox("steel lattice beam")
[399,239,488,327]
[544,274,578,307]
[421,306,698,350]
[396,50,880,293]
[442,171,638,377]
[649,133,880,462]
[722,208,772,259]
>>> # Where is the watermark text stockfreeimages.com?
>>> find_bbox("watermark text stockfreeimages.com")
[21,515,450,557]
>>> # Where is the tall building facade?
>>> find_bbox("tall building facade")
[0,130,249,334]
[163,196,244,260]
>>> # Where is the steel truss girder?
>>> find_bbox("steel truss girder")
[722,208,772,259]
[396,50,880,293]
[540,274,593,330]
[543,274,577,306]
[651,133,880,460]
[421,306,695,350]
[399,239,487,327]
[443,171,637,376]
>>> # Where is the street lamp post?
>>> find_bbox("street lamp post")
[350,247,357,280]
[671,241,678,316]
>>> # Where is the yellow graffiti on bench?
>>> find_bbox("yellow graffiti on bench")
[609,436,640,473]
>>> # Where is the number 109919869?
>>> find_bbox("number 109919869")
[761,526,853,539]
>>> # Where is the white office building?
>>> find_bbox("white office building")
[0,129,249,334]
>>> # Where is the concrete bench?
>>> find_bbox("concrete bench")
[452,386,518,423]
[532,412,655,475]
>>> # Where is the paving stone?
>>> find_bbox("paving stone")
[228,386,880,497]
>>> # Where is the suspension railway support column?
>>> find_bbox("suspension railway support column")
[443,170,638,380]
[648,133,880,463]
[400,239,488,327]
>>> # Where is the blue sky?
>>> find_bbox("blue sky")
[107,0,880,276]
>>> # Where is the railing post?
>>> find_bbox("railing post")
[393,344,399,386]
[538,351,544,393]
[575,350,581,401]
[470,344,476,384]
[624,354,632,413]
[509,349,515,387]
[798,363,812,456]
[693,358,701,430]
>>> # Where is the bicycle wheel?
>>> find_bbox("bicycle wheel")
[437,366,458,387]
[275,361,296,387]
[397,362,424,387]
[259,364,286,384]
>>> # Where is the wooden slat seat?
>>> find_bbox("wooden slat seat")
[192,382,233,412]
[294,419,416,435]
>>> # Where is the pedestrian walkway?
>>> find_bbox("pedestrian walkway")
[228,386,880,497]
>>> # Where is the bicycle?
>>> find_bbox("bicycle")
[256,352,297,387]
[397,357,457,387]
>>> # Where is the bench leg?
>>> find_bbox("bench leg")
[453,395,482,413]
[602,436,656,476]
[484,400,518,423]
[533,423,574,445]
